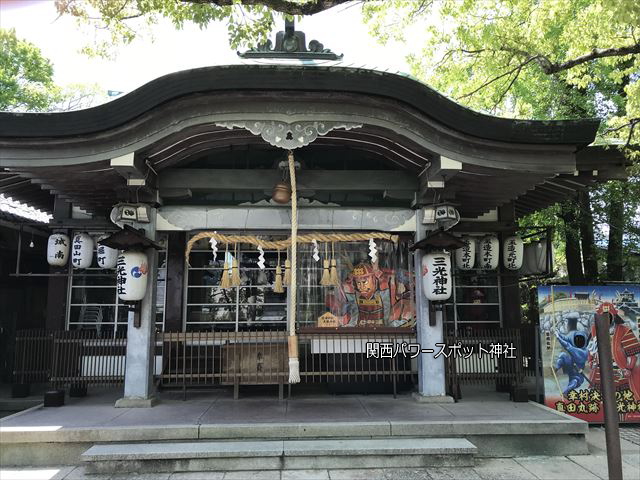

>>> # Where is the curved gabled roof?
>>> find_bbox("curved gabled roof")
[0,64,599,145]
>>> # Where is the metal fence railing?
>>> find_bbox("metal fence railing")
[297,330,417,396]
[49,330,127,389]
[159,329,418,398]
[13,329,127,389]
[13,329,51,385]
[444,328,526,400]
[159,330,288,397]
[15,326,540,401]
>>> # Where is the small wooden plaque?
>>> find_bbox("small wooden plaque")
[317,312,339,328]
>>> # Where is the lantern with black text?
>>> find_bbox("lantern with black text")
[503,235,524,270]
[478,235,499,270]
[47,233,70,267]
[116,251,149,301]
[422,252,452,301]
[71,233,94,269]
[96,236,118,269]
[455,236,476,270]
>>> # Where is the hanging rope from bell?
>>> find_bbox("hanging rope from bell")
[287,150,301,384]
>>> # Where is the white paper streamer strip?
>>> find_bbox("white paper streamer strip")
[312,239,320,262]
[257,245,265,269]
[368,238,378,263]
[209,238,218,262]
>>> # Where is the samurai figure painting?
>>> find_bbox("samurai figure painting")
[337,263,415,328]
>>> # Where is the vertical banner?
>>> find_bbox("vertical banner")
[538,285,640,423]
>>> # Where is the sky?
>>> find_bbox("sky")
[0,0,412,95]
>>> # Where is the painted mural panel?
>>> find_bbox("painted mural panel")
[538,285,640,423]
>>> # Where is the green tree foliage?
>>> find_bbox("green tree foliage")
[53,0,353,58]
[364,0,640,282]
[363,0,639,144]
[0,28,107,112]
[0,28,58,111]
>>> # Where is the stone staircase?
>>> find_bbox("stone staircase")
[82,437,477,474]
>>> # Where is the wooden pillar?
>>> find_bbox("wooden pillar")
[164,231,186,332]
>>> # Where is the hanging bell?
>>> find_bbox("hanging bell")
[272,181,292,204]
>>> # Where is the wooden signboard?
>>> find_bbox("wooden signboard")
[317,312,339,328]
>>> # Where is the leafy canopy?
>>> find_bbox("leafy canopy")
[0,28,57,111]
[0,28,107,112]
[363,0,639,146]
[54,0,279,58]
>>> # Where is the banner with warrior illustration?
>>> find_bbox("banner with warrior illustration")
[538,285,640,423]
[299,240,415,328]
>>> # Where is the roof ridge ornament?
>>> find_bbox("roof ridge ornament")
[238,18,343,60]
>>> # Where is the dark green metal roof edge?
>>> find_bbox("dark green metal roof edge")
[0,64,600,145]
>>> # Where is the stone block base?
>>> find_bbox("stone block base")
[411,393,455,403]
[115,395,159,408]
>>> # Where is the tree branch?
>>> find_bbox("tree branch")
[457,56,539,100]
[182,0,352,15]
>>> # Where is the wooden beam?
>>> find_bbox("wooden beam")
[111,152,157,189]
[158,169,417,192]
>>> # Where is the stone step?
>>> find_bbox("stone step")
[82,437,477,473]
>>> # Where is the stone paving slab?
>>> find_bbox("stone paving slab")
[223,471,281,480]
[514,456,600,479]
[425,466,483,479]
[82,440,286,460]
[1,390,569,431]
[389,419,587,436]
[169,472,225,479]
[568,455,640,480]
[199,421,391,439]
[283,438,476,456]
[472,458,538,480]
[0,424,200,443]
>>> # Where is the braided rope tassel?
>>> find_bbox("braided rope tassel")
[274,249,284,293]
[329,242,339,286]
[320,243,331,286]
[220,243,231,289]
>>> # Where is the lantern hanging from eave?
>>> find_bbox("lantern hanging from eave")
[47,233,70,267]
[478,235,499,270]
[455,236,476,270]
[96,235,118,269]
[422,252,452,301]
[523,241,548,275]
[71,233,94,269]
[503,235,524,270]
[116,251,149,301]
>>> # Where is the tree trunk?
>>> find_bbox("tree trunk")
[578,190,599,283]
[560,202,585,285]
[606,182,625,281]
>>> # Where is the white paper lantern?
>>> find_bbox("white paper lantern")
[455,236,476,270]
[422,252,452,301]
[478,235,499,270]
[47,233,70,267]
[503,236,524,270]
[96,235,118,269]
[117,251,149,301]
[71,233,94,269]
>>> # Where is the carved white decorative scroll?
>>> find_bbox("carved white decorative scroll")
[215,120,362,149]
